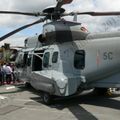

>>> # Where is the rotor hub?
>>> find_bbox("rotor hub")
[43,7,65,14]
[43,7,65,20]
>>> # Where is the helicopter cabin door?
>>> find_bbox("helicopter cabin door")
[19,51,30,82]
[32,50,44,71]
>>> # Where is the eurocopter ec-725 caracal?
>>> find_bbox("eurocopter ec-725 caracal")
[0,0,120,104]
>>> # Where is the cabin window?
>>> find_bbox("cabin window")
[74,50,85,69]
[52,52,58,63]
[43,52,50,68]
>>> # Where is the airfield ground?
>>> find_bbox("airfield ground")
[0,83,120,120]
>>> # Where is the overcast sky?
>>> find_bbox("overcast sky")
[0,0,120,46]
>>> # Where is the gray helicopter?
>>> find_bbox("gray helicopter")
[0,0,120,104]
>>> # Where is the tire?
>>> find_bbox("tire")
[25,82,31,88]
[42,92,52,105]
[93,88,108,95]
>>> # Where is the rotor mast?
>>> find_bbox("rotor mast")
[43,0,73,21]
[1,0,120,42]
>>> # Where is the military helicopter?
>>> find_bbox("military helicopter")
[0,0,120,104]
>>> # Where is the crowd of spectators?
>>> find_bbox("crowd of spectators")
[0,63,16,85]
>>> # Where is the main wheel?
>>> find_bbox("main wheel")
[93,88,108,95]
[25,82,31,88]
[42,92,52,105]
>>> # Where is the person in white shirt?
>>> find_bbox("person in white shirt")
[1,63,6,84]
[4,63,13,84]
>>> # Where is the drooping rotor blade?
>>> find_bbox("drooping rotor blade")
[65,11,120,16]
[56,0,73,5]
[0,17,46,41]
[0,11,45,17]
[55,0,73,12]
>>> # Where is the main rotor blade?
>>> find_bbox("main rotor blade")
[62,0,73,4]
[55,0,73,12]
[65,11,120,16]
[0,11,45,17]
[0,18,46,41]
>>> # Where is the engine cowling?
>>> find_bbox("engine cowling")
[42,20,89,44]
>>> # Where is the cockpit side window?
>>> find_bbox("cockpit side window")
[23,52,28,67]
[43,52,50,68]
[74,50,85,69]
[52,52,58,63]
[27,54,32,67]
[15,53,24,68]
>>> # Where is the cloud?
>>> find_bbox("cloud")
[95,0,120,11]
[0,35,26,47]
[63,0,120,32]
[0,0,56,28]
[0,0,120,46]
[11,0,56,11]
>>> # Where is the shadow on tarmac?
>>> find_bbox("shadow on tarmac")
[1,83,119,120]
[27,87,120,120]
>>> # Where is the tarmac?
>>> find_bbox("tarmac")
[0,83,120,120]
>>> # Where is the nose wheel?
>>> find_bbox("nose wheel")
[42,92,52,105]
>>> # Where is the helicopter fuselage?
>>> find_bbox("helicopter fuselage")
[2,0,120,104]
[15,30,120,97]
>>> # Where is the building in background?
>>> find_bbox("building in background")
[0,43,23,64]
